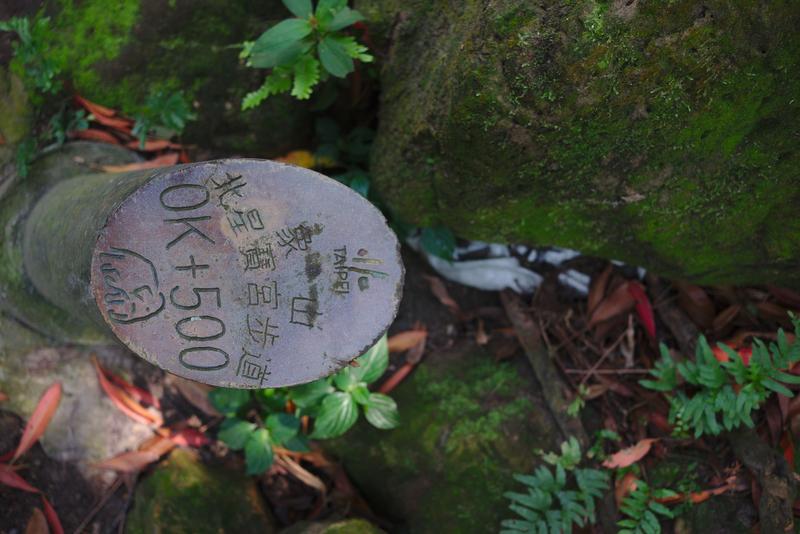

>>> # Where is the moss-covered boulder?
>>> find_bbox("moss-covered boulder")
[126,448,276,533]
[42,0,311,155]
[323,343,561,532]
[281,518,385,534]
[360,0,800,287]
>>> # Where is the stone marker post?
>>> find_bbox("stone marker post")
[1,144,403,388]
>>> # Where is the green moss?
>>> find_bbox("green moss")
[369,0,800,286]
[45,0,140,103]
[126,449,275,533]
[324,346,559,532]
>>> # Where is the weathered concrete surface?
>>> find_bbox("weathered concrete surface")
[360,0,800,287]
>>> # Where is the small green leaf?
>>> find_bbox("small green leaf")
[328,7,365,31]
[421,226,456,260]
[254,18,311,50]
[291,54,321,99]
[284,434,311,452]
[282,0,312,18]
[209,388,251,414]
[353,335,389,384]
[250,38,311,69]
[315,0,347,17]
[364,393,399,429]
[350,383,371,405]
[319,35,354,78]
[265,413,301,445]
[218,418,256,450]
[289,378,334,408]
[348,172,370,197]
[310,392,358,439]
[242,68,293,109]
[244,428,274,475]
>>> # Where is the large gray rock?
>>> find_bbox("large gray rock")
[360,0,800,287]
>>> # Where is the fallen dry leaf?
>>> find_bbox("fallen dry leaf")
[615,471,638,508]
[12,382,62,462]
[70,128,120,145]
[102,152,180,173]
[25,508,48,534]
[756,301,792,328]
[589,281,637,327]
[767,285,800,310]
[170,428,210,448]
[712,304,741,334]
[0,466,64,534]
[0,391,7,402]
[603,438,658,469]
[675,281,715,330]
[587,264,613,315]
[74,94,117,118]
[475,319,490,345]
[387,329,428,353]
[628,281,656,340]
[94,449,161,472]
[275,149,316,168]
[106,372,159,409]
[422,274,461,317]
[93,357,162,426]
[125,139,182,152]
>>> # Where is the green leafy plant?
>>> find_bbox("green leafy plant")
[502,438,610,533]
[0,15,61,96]
[47,107,88,146]
[211,335,398,474]
[240,0,372,108]
[617,480,677,534]
[132,89,196,147]
[640,318,800,437]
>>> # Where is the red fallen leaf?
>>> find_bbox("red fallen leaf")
[615,472,638,508]
[178,149,191,164]
[675,281,715,330]
[0,466,64,534]
[94,449,161,472]
[170,428,210,448]
[124,139,182,152]
[603,438,658,469]
[388,329,427,353]
[74,94,117,118]
[422,274,461,317]
[12,382,62,462]
[92,356,162,426]
[711,345,752,366]
[102,152,180,173]
[647,411,672,434]
[106,371,160,409]
[628,281,656,340]
[589,280,636,327]
[0,391,7,402]
[88,111,134,133]
[781,431,795,471]
[70,128,121,145]
[755,301,792,328]
[587,263,612,316]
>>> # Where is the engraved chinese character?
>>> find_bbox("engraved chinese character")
[289,295,321,328]
[247,314,280,347]
[247,281,280,309]
[275,224,312,257]
[236,349,271,385]
[174,255,209,279]
[210,172,246,207]
[242,244,276,271]
[227,208,264,235]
